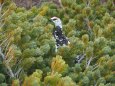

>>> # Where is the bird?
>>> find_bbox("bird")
[50,17,70,52]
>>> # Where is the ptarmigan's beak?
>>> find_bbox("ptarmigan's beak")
[50,19,53,22]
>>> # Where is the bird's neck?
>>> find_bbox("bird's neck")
[55,25,62,29]
[54,21,62,29]
[55,26,62,30]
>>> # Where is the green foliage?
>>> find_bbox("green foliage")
[22,69,43,86]
[0,83,7,86]
[102,46,111,54]
[21,57,36,71]
[0,74,5,83]
[0,0,114,86]
[44,72,61,86]
[82,34,89,45]
[57,76,76,86]
[12,79,20,86]
[86,46,94,57]
[51,55,68,73]
[97,77,106,85]
[82,6,92,17]
[79,76,90,86]
[74,64,82,73]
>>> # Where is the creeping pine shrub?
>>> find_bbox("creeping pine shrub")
[0,0,114,85]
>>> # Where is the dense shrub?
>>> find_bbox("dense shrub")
[0,0,114,86]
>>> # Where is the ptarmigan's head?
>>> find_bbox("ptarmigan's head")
[50,17,62,28]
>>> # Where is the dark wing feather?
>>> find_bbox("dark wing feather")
[53,26,69,46]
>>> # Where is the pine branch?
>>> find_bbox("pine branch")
[0,47,15,78]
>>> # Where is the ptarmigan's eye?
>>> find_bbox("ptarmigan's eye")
[53,18,57,21]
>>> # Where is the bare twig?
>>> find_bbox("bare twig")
[0,38,9,46]
[0,47,5,60]
[59,0,63,8]
[75,54,86,63]
[4,40,11,55]
[0,9,10,19]
[0,22,5,28]
[84,17,92,31]
[5,63,15,78]
[6,54,14,64]
[92,65,99,71]
[0,4,2,14]
[86,57,93,69]
[15,67,22,78]
[78,54,85,63]
[14,58,23,72]
[86,0,90,7]
[5,46,12,60]
[26,0,32,9]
